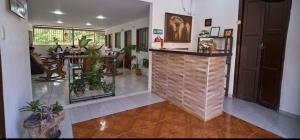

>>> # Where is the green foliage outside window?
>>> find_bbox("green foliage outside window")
[33,27,105,46]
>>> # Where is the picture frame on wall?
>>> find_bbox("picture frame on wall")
[165,13,192,43]
[224,29,233,38]
[205,19,212,27]
[210,27,220,37]
[9,0,27,19]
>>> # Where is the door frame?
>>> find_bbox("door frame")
[233,0,292,110]
[0,50,6,138]
[233,0,292,111]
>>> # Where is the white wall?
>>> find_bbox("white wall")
[192,0,239,98]
[149,0,196,49]
[106,17,150,76]
[280,0,300,116]
[0,0,33,138]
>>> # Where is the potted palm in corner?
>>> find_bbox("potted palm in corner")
[19,100,64,138]
[121,44,146,76]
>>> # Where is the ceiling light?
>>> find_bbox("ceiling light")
[56,20,64,24]
[96,15,106,19]
[52,10,65,15]
[86,22,92,26]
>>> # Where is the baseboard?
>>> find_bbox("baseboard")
[279,110,300,120]
[64,90,149,109]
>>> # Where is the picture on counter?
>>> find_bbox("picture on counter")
[199,38,217,51]
[224,29,233,37]
[165,13,192,43]
[205,18,212,27]
[9,0,27,19]
[210,27,220,37]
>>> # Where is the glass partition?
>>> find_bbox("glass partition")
[67,55,115,103]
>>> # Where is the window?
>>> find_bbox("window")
[115,32,121,49]
[33,27,105,46]
[33,28,64,45]
[137,28,149,52]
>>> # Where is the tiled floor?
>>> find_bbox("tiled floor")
[59,93,165,138]
[32,68,148,105]
[72,101,280,138]
[224,97,300,138]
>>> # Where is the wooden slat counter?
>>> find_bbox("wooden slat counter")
[150,48,231,121]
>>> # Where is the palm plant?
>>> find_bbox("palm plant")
[51,101,63,115]
[19,100,42,114]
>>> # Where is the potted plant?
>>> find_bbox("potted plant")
[71,79,86,97]
[78,36,102,72]
[102,82,113,93]
[83,60,104,90]
[47,46,56,57]
[121,44,145,76]
[19,100,64,138]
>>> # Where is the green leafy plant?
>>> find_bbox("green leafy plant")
[83,60,104,90]
[102,82,113,93]
[120,44,146,69]
[51,101,63,115]
[47,46,56,56]
[53,37,59,45]
[19,100,42,114]
[71,79,86,94]
[79,36,92,50]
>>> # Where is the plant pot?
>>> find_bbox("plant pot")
[136,68,142,76]
[74,91,84,97]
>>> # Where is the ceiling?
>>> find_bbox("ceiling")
[28,0,150,30]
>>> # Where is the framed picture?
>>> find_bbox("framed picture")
[205,19,212,27]
[210,27,220,37]
[165,13,192,43]
[224,29,233,37]
[9,0,27,19]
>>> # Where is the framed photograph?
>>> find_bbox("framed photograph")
[205,19,212,27]
[165,13,192,43]
[9,0,27,19]
[224,29,233,37]
[210,27,220,37]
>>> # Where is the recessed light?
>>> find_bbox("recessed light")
[52,10,65,15]
[86,22,92,26]
[96,15,106,19]
[56,20,64,24]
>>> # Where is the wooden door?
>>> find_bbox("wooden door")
[236,0,266,102]
[137,28,149,52]
[258,0,291,109]
[0,51,5,138]
[236,0,291,110]
[124,31,132,69]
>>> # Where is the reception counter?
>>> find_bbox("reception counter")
[150,48,231,121]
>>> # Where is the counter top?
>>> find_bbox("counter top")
[149,48,231,57]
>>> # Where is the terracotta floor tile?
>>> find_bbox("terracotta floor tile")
[249,128,282,138]
[124,123,159,138]
[156,120,189,138]
[72,101,280,138]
